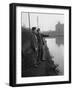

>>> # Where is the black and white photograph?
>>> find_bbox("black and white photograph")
[10,3,71,86]
[21,12,64,77]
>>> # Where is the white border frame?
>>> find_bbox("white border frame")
[16,6,69,84]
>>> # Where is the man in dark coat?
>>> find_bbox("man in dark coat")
[31,27,38,67]
[36,28,44,63]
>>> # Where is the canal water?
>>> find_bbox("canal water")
[45,37,64,75]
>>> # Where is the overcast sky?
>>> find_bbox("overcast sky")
[21,12,64,32]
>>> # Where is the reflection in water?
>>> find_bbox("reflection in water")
[45,37,64,75]
[56,37,64,46]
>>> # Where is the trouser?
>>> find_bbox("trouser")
[33,50,38,65]
[38,47,43,62]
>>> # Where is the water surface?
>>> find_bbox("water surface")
[45,37,64,75]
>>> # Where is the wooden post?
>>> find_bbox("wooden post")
[28,12,30,30]
[37,16,39,29]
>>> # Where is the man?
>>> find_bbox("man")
[31,27,38,67]
[36,28,43,63]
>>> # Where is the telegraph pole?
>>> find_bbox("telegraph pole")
[37,16,39,29]
[28,12,30,30]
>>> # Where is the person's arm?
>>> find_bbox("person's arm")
[31,34,36,52]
